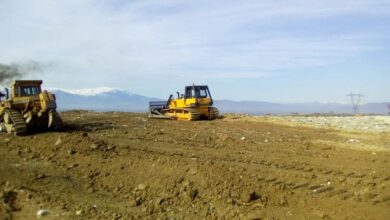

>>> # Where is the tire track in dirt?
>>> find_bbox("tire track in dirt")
[1,111,389,219]
[120,142,389,206]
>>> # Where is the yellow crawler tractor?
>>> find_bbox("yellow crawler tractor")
[149,85,219,121]
[0,80,63,135]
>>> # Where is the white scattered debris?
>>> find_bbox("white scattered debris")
[137,184,146,190]
[75,210,84,215]
[264,139,269,143]
[136,117,147,122]
[36,209,49,217]
[348,139,360,143]
[55,137,62,146]
[284,116,390,133]
[189,169,198,175]
[241,137,246,140]
[90,144,99,150]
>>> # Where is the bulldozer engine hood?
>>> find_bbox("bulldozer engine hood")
[40,91,57,112]
[3,91,57,113]
[9,95,40,105]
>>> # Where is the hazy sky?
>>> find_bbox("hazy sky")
[1,0,389,102]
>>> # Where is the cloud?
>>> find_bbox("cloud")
[0,0,389,88]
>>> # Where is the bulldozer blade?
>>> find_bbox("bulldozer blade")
[148,113,171,119]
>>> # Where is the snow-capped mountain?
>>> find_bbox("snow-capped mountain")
[48,87,161,112]
[52,87,131,97]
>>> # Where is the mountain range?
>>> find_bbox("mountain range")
[48,88,389,115]
[49,87,159,112]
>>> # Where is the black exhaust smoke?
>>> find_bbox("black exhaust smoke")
[0,63,22,84]
[0,61,43,84]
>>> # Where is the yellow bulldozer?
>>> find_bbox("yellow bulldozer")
[0,80,63,135]
[149,85,219,120]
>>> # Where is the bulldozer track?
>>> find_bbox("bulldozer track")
[185,108,201,121]
[208,107,219,120]
[163,108,201,121]
[5,109,27,135]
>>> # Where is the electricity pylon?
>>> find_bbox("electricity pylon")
[347,93,364,114]
[388,103,390,115]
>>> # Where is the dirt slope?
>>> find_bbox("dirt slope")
[1,111,389,219]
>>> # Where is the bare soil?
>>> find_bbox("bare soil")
[1,111,389,220]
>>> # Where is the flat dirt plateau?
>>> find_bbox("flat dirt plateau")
[1,111,389,220]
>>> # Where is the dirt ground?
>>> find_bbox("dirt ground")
[1,111,389,220]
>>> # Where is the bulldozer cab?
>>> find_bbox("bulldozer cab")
[184,85,214,106]
[11,80,43,98]
[185,85,211,99]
